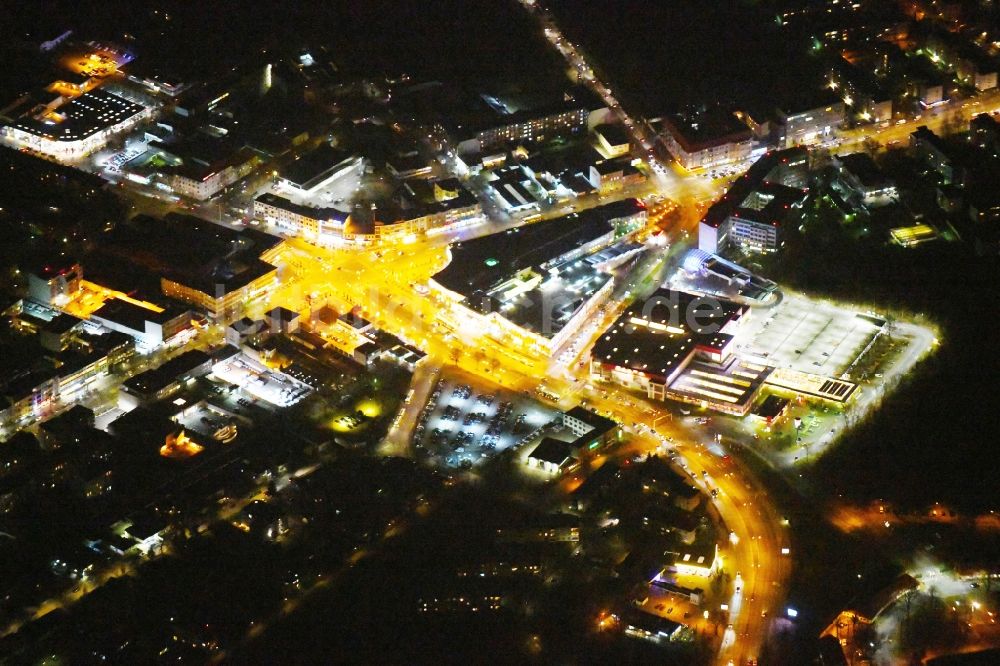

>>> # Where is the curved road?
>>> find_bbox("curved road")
[272,231,790,664]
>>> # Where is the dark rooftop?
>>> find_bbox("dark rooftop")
[279,144,357,191]
[591,290,744,383]
[433,199,641,297]
[7,89,145,142]
[838,152,889,188]
[122,349,211,398]
[753,394,790,419]
[564,406,617,437]
[528,437,575,466]
[661,107,752,153]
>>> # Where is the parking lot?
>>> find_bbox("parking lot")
[738,294,883,376]
[413,375,557,470]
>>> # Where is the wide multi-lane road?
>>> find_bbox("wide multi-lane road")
[266,212,788,664]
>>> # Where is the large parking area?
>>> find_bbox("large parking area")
[738,294,883,376]
[414,375,557,470]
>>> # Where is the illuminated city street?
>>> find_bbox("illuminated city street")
[2,2,999,664]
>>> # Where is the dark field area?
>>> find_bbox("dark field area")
[768,225,1000,515]
[546,0,827,116]
[3,1,567,92]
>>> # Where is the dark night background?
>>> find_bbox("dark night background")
[3,0,994,516]
[0,1,998,664]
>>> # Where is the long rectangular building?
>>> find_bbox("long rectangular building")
[1,88,152,161]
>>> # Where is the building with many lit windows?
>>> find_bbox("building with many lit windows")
[657,108,753,170]
[253,192,348,241]
[698,148,808,255]
[255,178,482,245]
[161,261,277,323]
[460,105,589,154]
[0,331,133,428]
[159,144,259,201]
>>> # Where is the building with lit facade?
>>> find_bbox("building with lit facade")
[658,108,753,170]
[254,192,348,241]
[670,543,721,578]
[161,262,277,323]
[160,145,259,201]
[89,299,194,349]
[1,88,152,161]
[698,148,808,255]
[456,104,591,155]
[832,152,898,208]
[594,123,631,158]
[82,213,283,323]
[120,349,213,406]
[0,331,133,428]
[589,289,773,416]
[775,89,845,148]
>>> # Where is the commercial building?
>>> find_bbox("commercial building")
[161,261,277,323]
[698,148,809,255]
[120,349,213,405]
[527,407,620,476]
[89,300,193,349]
[594,123,631,158]
[85,214,283,323]
[657,108,753,170]
[617,608,683,644]
[1,88,152,161]
[527,437,578,475]
[561,406,619,450]
[433,199,646,355]
[486,163,546,213]
[889,223,940,248]
[156,140,260,201]
[38,313,84,352]
[277,144,360,195]
[253,192,349,241]
[590,289,773,416]
[775,90,845,148]
[1,332,133,427]
[254,179,482,246]
[669,543,721,578]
